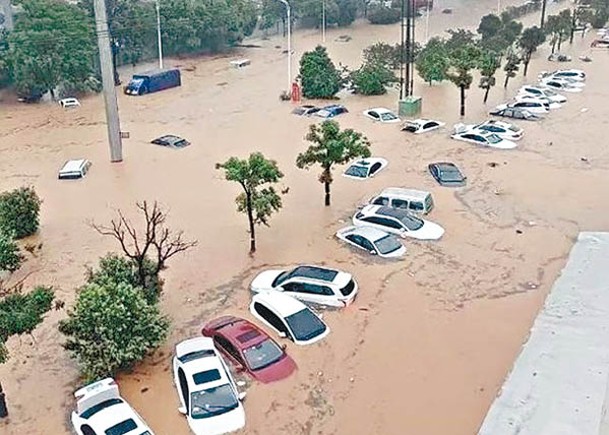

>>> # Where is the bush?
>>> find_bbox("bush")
[87,253,161,305]
[0,187,42,239]
[0,286,54,363]
[336,0,358,26]
[299,45,342,99]
[350,61,397,95]
[0,232,23,272]
[59,281,169,381]
[367,6,401,24]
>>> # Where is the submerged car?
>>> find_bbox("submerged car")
[59,97,81,108]
[363,107,400,123]
[489,106,541,121]
[539,77,584,93]
[172,337,246,435]
[292,105,320,116]
[249,292,330,346]
[401,118,445,134]
[495,99,549,115]
[367,187,434,215]
[343,157,388,180]
[428,162,466,187]
[353,205,445,240]
[151,134,190,148]
[250,265,358,308]
[451,128,518,149]
[517,85,567,104]
[315,104,348,119]
[336,225,406,258]
[514,94,562,110]
[547,53,572,62]
[455,120,523,141]
[202,316,296,383]
[71,378,154,435]
[538,69,585,82]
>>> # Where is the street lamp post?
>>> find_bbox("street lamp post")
[425,0,431,42]
[278,0,292,92]
[322,0,326,43]
[155,0,164,69]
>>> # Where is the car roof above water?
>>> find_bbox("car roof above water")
[253,291,307,317]
[377,187,430,200]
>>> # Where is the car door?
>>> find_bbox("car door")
[358,236,376,253]
[300,282,336,305]
[423,121,438,131]
[80,425,97,435]
[369,162,382,176]
[391,198,409,210]
[368,111,379,121]
[472,134,487,145]
[372,196,389,206]
[177,367,189,412]
[252,302,291,339]
[214,336,246,370]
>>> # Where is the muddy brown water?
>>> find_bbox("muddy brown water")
[1,1,608,433]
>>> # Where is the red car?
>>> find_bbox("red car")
[202,316,297,383]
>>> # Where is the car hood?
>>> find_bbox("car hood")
[187,405,245,435]
[489,139,518,149]
[250,270,284,291]
[378,244,407,258]
[409,220,445,240]
[252,354,297,383]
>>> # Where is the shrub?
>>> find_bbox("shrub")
[0,286,54,363]
[367,6,401,24]
[59,281,169,381]
[0,187,42,239]
[0,232,23,272]
[336,0,358,26]
[350,61,397,95]
[299,45,342,99]
[87,253,161,305]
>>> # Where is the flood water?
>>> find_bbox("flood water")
[1,0,608,433]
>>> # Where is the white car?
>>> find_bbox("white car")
[514,94,562,110]
[451,128,518,149]
[249,292,330,346]
[517,85,567,104]
[363,107,400,123]
[454,120,523,141]
[401,118,445,134]
[353,205,445,240]
[343,157,388,180]
[500,99,550,114]
[250,265,358,308]
[538,69,585,82]
[59,97,81,108]
[336,225,406,258]
[539,77,584,93]
[173,337,246,435]
[71,378,154,435]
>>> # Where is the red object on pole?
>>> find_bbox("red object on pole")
[291,82,301,103]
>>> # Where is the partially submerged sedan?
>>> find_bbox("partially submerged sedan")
[451,128,518,149]
[336,225,406,258]
[428,162,466,187]
[517,85,567,104]
[401,118,445,134]
[455,120,523,141]
[363,107,400,123]
[353,205,445,240]
[202,316,296,383]
[489,106,541,121]
[343,157,388,180]
[250,265,358,308]
[292,105,320,116]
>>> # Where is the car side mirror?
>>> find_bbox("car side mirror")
[370,249,377,255]
[178,406,187,415]
[238,392,247,401]
[281,343,287,351]
[278,331,287,338]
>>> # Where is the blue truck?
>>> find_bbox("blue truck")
[124,68,181,96]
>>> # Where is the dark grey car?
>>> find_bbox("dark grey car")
[428,162,466,187]
[489,107,541,121]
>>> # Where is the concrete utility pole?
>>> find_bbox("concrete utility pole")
[278,0,292,92]
[155,0,164,69]
[540,0,548,30]
[93,0,123,162]
[0,382,8,418]
[0,0,14,31]
[321,0,326,43]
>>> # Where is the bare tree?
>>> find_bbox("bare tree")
[92,201,197,289]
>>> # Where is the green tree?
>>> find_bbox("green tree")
[0,232,23,273]
[0,187,41,239]
[261,0,288,34]
[350,61,397,95]
[0,286,54,363]
[518,26,545,76]
[59,281,169,381]
[363,42,400,69]
[299,45,342,99]
[478,51,500,103]
[415,37,449,85]
[445,30,481,116]
[367,5,401,24]
[296,121,371,206]
[6,0,97,98]
[478,13,522,54]
[336,0,358,25]
[503,51,520,88]
[477,14,502,40]
[216,153,284,254]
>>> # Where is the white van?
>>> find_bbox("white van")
[58,159,92,179]
[368,188,434,215]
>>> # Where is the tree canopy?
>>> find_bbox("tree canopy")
[518,26,545,76]
[415,37,449,85]
[445,30,481,116]
[299,45,343,99]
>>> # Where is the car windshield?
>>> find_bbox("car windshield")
[374,235,402,255]
[317,110,331,117]
[344,164,369,178]
[508,125,520,132]
[486,134,502,144]
[127,78,144,89]
[398,213,424,231]
[440,169,463,182]
[284,309,327,342]
[380,112,397,121]
[190,384,238,419]
[242,339,284,371]
[105,418,138,435]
